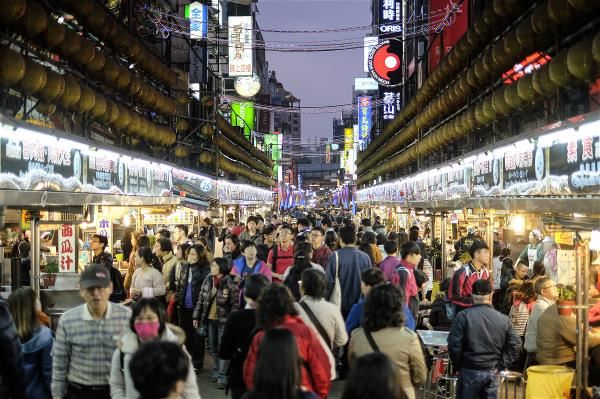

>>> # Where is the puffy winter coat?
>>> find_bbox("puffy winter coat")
[169,262,210,309]
[21,326,53,398]
[193,274,240,325]
[243,315,332,399]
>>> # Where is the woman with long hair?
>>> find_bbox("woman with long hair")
[324,231,338,252]
[130,247,166,302]
[358,242,376,268]
[243,284,331,398]
[110,298,200,399]
[243,329,319,399]
[341,352,400,399]
[8,288,53,398]
[224,234,242,266]
[124,230,144,291]
[193,258,239,389]
[170,243,211,371]
[349,284,426,399]
[283,251,314,301]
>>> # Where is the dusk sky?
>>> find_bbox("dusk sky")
[256,0,371,141]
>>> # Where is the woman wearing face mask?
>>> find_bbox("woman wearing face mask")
[170,243,211,371]
[193,257,240,389]
[109,298,200,399]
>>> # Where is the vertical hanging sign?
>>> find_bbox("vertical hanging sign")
[189,2,208,40]
[228,16,253,76]
[58,224,76,273]
[96,215,112,253]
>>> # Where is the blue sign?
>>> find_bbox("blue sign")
[358,96,372,144]
[189,2,208,40]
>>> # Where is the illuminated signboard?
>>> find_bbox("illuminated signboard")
[502,52,552,84]
[189,2,208,40]
[228,16,253,76]
[358,96,372,144]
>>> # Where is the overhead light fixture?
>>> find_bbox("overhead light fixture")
[58,16,65,24]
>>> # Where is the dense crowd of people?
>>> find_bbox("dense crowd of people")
[1,210,600,399]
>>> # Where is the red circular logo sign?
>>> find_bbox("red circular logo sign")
[368,40,402,86]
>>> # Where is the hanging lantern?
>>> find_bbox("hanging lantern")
[504,81,524,110]
[202,124,215,138]
[83,4,105,30]
[97,18,117,42]
[75,85,96,113]
[567,39,596,81]
[492,87,511,116]
[85,50,105,75]
[102,58,119,86]
[568,0,600,11]
[466,68,481,89]
[101,100,120,125]
[483,49,499,75]
[483,5,502,26]
[71,0,95,16]
[90,95,106,119]
[0,0,26,24]
[493,0,525,18]
[38,69,64,101]
[176,119,190,132]
[482,96,496,123]
[515,17,536,50]
[127,112,141,135]
[163,128,177,145]
[141,88,158,108]
[517,74,538,103]
[114,66,131,90]
[38,19,66,49]
[531,2,554,35]
[466,29,484,50]
[532,67,557,96]
[60,75,81,109]
[176,93,191,105]
[127,75,142,97]
[547,0,577,28]
[36,102,56,115]
[200,95,214,108]
[16,0,47,38]
[113,106,130,130]
[72,38,96,65]
[174,145,191,158]
[58,29,82,59]
[126,41,142,60]
[474,58,491,82]
[17,57,46,94]
[548,52,574,88]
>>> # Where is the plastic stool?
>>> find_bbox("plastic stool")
[436,375,458,399]
[499,371,524,399]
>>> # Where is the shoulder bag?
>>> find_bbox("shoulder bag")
[300,301,332,351]
[329,252,342,308]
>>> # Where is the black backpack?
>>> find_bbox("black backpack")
[109,266,126,302]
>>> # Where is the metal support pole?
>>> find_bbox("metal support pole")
[582,239,590,390]
[441,213,447,280]
[487,211,495,278]
[574,233,584,399]
[31,213,41,298]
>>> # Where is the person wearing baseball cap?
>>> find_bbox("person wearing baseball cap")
[51,264,131,399]
[448,279,521,398]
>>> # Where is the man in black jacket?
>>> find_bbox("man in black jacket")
[219,274,270,399]
[448,279,521,399]
[0,299,27,398]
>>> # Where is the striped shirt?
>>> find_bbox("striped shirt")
[51,302,131,398]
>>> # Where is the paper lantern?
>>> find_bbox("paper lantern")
[71,0,94,16]
[85,50,105,74]
[483,5,501,27]
[174,145,191,158]
[176,119,190,132]
[474,59,491,82]
[482,96,496,123]
[548,52,574,88]
[38,19,65,49]
[58,29,82,59]
[75,85,96,113]
[466,29,484,50]
[114,67,131,90]
[493,0,525,18]
[517,74,538,103]
[17,58,47,95]
[60,75,81,108]
[127,75,142,97]
[127,112,141,135]
[516,17,536,49]
[0,0,26,24]
[176,93,191,105]
[567,39,595,81]
[72,38,96,65]
[17,0,47,37]
[36,102,56,115]
[532,67,557,96]
[568,0,600,11]
[102,58,119,85]
[83,4,106,30]
[90,95,106,119]
[531,1,554,35]
[141,88,158,108]
[502,30,523,62]
[483,50,499,75]
[201,124,215,138]
[113,106,130,130]
[492,43,511,70]
[467,68,481,89]
[201,95,214,108]
[504,81,524,110]
[102,100,119,125]
[547,0,576,28]
[38,69,64,101]
[492,87,511,116]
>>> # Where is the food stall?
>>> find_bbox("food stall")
[217,179,274,223]
[358,112,600,391]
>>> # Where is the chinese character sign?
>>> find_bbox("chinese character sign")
[58,224,76,272]
[228,16,253,76]
[231,102,255,140]
[358,96,372,145]
[189,2,208,40]
[96,217,112,253]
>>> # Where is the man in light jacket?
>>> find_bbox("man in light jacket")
[523,276,557,363]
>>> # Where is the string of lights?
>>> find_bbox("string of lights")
[143,4,456,34]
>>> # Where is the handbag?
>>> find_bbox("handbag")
[329,252,342,308]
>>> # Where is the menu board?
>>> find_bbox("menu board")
[502,146,545,190]
[549,135,600,193]
[85,153,125,192]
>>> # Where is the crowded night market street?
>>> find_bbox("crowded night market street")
[1,0,600,398]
